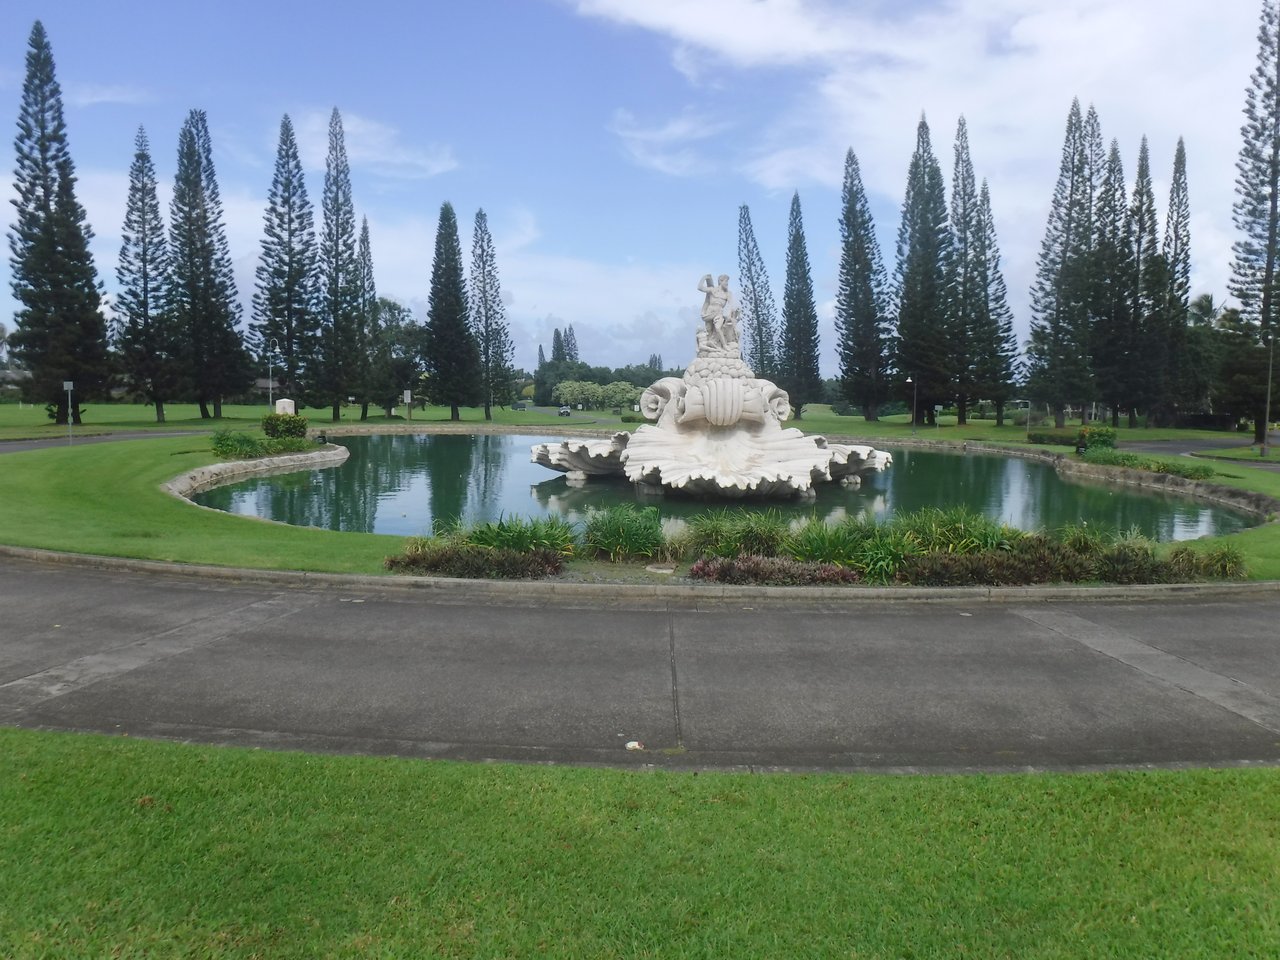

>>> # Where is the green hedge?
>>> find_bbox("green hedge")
[1026,430,1079,446]
[262,413,309,438]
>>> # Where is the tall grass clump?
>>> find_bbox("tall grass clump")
[453,514,576,557]
[782,516,865,565]
[583,505,665,561]
[687,508,788,559]
[210,430,265,460]
[887,507,1017,554]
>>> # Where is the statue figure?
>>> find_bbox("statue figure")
[698,273,732,349]
[530,268,892,496]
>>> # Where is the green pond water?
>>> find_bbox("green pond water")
[192,433,1255,540]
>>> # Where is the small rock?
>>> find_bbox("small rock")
[625,740,644,751]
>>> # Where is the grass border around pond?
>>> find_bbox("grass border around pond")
[1,426,1279,586]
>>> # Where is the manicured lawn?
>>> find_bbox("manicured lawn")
[1,727,1276,958]
[1198,445,1280,464]
[0,436,400,573]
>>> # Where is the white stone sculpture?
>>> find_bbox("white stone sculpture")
[531,274,892,497]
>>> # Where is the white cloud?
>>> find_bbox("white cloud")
[610,107,732,176]
[63,83,150,108]
[295,109,457,181]
[575,0,1261,336]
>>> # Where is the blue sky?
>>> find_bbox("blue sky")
[0,0,1263,376]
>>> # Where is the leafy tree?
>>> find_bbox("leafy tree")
[834,148,890,420]
[1232,0,1280,443]
[251,114,318,401]
[1026,99,1095,427]
[316,108,361,421]
[470,209,515,418]
[551,327,566,363]
[892,116,952,425]
[537,344,546,368]
[563,324,579,362]
[115,126,183,422]
[169,109,248,419]
[777,192,822,418]
[1182,293,1224,415]
[737,204,779,376]
[946,117,982,425]
[7,21,108,425]
[612,357,666,388]
[1214,306,1274,430]
[371,296,423,416]
[423,201,480,419]
[971,180,1020,425]
[602,380,641,409]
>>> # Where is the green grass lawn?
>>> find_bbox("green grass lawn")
[0,435,400,573]
[2,727,1276,958]
[1197,444,1280,464]
[0,401,571,441]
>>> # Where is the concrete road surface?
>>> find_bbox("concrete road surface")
[2,557,1279,773]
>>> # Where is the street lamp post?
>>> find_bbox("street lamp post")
[906,376,917,435]
[267,338,280,410]
[1263,330,1275,458]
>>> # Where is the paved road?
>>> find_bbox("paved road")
[3,557,1279,773]
[1119,432,1280,472]
[0,430,203,454]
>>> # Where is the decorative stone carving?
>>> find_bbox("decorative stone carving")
[530,432,629,481]
[532,274,892,497]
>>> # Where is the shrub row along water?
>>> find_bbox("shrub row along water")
[382,505,1246,586]
[210,430,317,460]
[1079,447,1217,480]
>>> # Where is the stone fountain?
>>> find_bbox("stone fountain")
[532,274,892,497]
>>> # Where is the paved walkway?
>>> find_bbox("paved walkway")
[3,556,1279,773]
[1119,432,1280,473]
[0,430,202,454]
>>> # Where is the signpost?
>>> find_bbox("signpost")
[62,380,73,445]
[404,389,412,421]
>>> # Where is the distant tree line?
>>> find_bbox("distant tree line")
[9,8,1280,437]
[7,20,514,424]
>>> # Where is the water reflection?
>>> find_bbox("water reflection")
[192,434,1254,541]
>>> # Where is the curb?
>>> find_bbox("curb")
[2,543,1277,607]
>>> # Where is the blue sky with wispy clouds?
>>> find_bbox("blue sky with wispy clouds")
[0,0,1263,375]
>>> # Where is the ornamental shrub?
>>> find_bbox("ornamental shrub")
[384,539,563,578]
[689,555,861,586]
[1026,430,1079,446]
[262,413,309,438]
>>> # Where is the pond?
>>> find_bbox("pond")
[192,433,1255,540]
